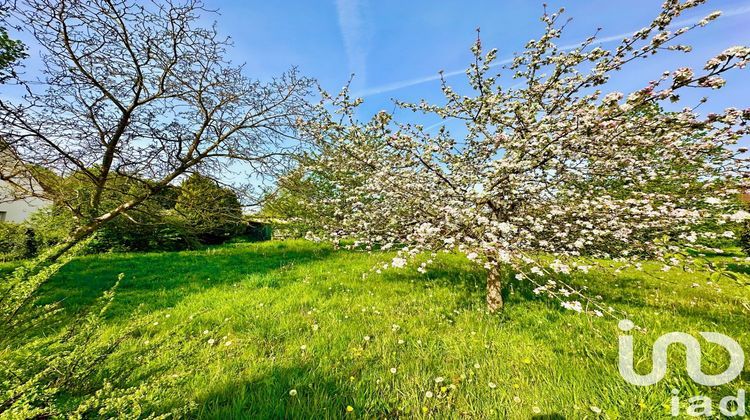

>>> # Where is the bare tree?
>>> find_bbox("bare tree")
[0,0,313,255]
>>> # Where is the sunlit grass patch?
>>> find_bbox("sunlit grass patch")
[13,240,750,418]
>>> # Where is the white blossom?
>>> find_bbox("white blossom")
[561,301,583,313]
[294,2,750,312]
[729,210,750,222]
[391,257,407,268]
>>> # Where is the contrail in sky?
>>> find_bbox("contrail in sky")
[336,0,371,92]
[356,5,750,98]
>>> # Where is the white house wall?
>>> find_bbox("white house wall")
[0,180,50,223]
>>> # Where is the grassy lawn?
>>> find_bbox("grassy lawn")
[0,261,20,277]
[13,240,750,418]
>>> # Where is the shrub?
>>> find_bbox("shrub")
[0,242,87,336]
[22,172,246,255]
[85,209,199,253]
[0,272,193,417]
[0,222,33,261]
[741,222,750,256]
[25,206,74,251]
[174,174,244,244]
[87,173,247,251]
[26,175,200,253]
[0,243,195,417]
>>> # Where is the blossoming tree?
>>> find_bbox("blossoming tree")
[298,0,750,313]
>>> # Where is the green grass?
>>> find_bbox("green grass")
[0,261,20,277]
[13,240,750,418]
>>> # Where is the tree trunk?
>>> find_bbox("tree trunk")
[486,266,503,313]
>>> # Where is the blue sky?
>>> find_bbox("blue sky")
[3,0,748,191]
[7,1,749,127]
[210,0,750,124]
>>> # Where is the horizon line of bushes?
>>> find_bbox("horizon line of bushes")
[0,173,272,261]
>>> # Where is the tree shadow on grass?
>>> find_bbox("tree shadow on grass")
[180,364,362,419]
[377,257,748,327]
[34,242,334,323]
[0,261,21,277]
[377,259,581,314]
[525,271,749,327]
[377,262,489,309]
[726,262,750,276]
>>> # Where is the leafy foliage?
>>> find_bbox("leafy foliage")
[260,167,343,238]
[0,272,194,418]
[23,173,193,253]
[1,275,122,417]
[0,222,32,261]
[0,242,87,337]
[24,206,75,251]
[174,173,244,244]
[24,172,248,254]
[0,9,25,83]
[0,242,194,417]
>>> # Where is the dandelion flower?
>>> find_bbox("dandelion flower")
[225,341,232,346]
[207,338,215,345]
[390,368,397,374]
[425,391,434,398]
[346,406,354,413]
[364,335,371,341]
[488,382,497,389]
[513,396,521,403]
[398,339,405,344]
[434,377,444,383]
[473,363,481,369]
[300,344,307,351]
[289,389,297,397]
[203,330,209,334]
[590,406,602,414]
[532,406,541,414]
